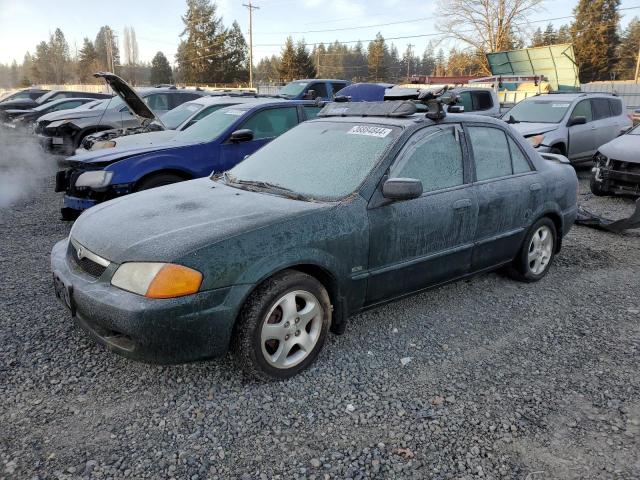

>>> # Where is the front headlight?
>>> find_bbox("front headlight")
[91,140,117,150]
[75,171,113,188]
[111,262,203,298]
[527,134,545,148]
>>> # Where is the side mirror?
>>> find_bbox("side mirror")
[229,129,254,142]
[382,178,423,201]
[304,89,317,100]
[567,116,586,127]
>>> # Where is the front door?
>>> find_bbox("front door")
[567,99,596,161]
[366,125,478,304]
[219,106,300,170]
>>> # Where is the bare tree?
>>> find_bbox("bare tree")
[437,0,543,72]
[122,26,139,84]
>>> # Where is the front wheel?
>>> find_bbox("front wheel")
[507,218,557,283]
[233,270,331,380]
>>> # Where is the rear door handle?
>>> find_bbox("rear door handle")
[529,183,542,191]
[452,198,472,210]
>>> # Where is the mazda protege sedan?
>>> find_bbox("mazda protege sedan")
[51,101,578,380]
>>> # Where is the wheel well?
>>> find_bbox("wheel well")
[134,169,193,190]
[549,142,566,155]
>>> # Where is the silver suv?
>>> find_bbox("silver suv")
[503,93,631,164]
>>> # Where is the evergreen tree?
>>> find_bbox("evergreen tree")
[78,38,99,83]
[278,37,297,81]
[350,41,367,81]
[49,28,70,84]
[223,21,249,83]
[530,27,544,47]
[542,24,557,45]
[420,42,436,76]
[32,41,52,83]
[571,0,620,82]
[178,0,226,84]
[615,17,640,79]
[313,43,327,77]
[557,25,572,43]
[434,49,446,76]
[9,60,18,86]
[255,55,280,83]
[95,26,120,72]
[294,39,316,78]
[150,51,173,84]
[21,52,33,86]
[367,33,388,81]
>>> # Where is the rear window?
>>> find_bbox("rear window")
[591,98,611,120]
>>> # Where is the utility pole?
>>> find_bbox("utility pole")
[635,42,640,84]
[243,1,259,88]
[406,43,414,80]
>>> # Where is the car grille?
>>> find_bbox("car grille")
[611,159,640,174]
[67,240,109,278]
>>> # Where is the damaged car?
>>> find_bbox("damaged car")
[0,87,49,103]
[38,73,208,155]
[51,100,578,379]
[591,124,640,196]
[56,99,319,219]
[0,89,110,113]
[503,93,631,164]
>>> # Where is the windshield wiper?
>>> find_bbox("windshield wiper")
[220,172,312,201]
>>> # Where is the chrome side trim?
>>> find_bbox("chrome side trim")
[70,238,111,267]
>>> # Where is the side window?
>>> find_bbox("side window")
[144,94,170,111]
[609,98,622,116]
[240,107,299,140]
[591,98,611,120]
[303,106,322,119]
[50,101,83,112]
[331,82,346,96]
[456,91,473,112]
[571,100,593,122]
[183,105,227,129]
[468,126,512,181]
[51,92,68,100]
[508,137,532,174]
[309,83,329,98]
[471,91,493,110]
[391,127,464,193]
[171,92,201,109]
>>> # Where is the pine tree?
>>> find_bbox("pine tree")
[367,33,388,81]
[178,0,226,84]
[557,25,572,43]
[420,42,436,76]
[434,49,446,76]
[571,0,620,82]
[223,21,249,83]
[294,39,316,79]
[150,51,173,84]
[78,38,98,83]
[32,41,52,83]
[615,17,640,79]
[542,24,557,45]
[530,27,544,47]
[278,37,297,81]
[49,28,70,84]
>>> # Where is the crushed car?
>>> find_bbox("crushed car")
[51,99,578,380]
[37,73,209,155]
[590,124,640,196]
[56,99,321,219]
[503,92,631,164]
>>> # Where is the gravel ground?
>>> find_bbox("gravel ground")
[1,170,639,480]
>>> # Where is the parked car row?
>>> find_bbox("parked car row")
[49,85,580,379]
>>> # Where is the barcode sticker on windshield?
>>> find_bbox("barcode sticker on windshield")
[347,125,392,138]
[552,103,570,108]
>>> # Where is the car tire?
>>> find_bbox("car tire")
[233,270,332,381]
[507,217,557,283]
[590,174,609,196]
[135,173,185,191]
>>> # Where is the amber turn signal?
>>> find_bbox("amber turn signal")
[145,264,203,299]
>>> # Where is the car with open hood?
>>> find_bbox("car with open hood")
[37,73,208,155]
[56,99,321,219]
[503,92,631,164]
[2,97,99,132]
[590,124,640,196]
[51,100,578,379]
[78,94,263,152]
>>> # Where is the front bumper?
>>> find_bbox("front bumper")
[593,163,640,195]
[63,194,98,211]
[38,134,75,155]
[50,239,253,363]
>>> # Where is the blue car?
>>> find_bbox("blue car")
[56,99,322,219]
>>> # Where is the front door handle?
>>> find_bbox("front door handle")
[452,198,472,210]
[529,183,542,191]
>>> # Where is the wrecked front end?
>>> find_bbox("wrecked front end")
[80,123,163,152]
[592,153,640,196]
[38,119,83,155]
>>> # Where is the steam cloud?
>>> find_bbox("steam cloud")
[0,127,57,209]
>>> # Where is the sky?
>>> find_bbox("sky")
[1,0,640,67]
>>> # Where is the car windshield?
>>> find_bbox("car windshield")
[279,81,308,98]
[225,121,400,200]
[160,102,204,129]
[175,106,245,143]
[503,99,571,123]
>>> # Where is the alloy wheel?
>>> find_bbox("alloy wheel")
[527,225,553,275]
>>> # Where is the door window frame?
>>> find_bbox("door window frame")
[228,105,301,142]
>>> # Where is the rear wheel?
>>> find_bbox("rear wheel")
[135,173,185,191]
[233,270,331,380]
[507,217,557,283]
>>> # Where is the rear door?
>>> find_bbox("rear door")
[466,124,539,270]
[366,125,478,304]
[590,97,616,149]
[567,99,596,161]
[218,105,300,170]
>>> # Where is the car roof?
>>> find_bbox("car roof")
[311,110,507,128]
[290,79,348,82]
[218,99,317,112]
[523,92,619,102]
[136,87,205,96]
[191,96,279,107]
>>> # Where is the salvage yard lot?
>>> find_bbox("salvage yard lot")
[1,174,639,479]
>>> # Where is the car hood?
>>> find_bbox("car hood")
[38,108,103,123]
[69,140,186,165]
[107,130,179,149]
[70,178,330,264]
[95,71,162,127]
[506,122,559,137]
[599,134,640,164]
